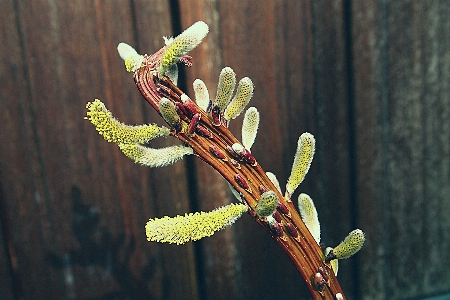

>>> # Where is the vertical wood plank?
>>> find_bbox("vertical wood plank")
[386,1,450,298]
[352,1,388,298]
[0,0,28,298]
[353,1,450,299]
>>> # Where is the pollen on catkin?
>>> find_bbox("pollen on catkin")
[298,193,321,244]
[242,107,259,150]
[145,203,248,244]
[286,132,315,195]
[332,229,365,260]
[255,190,279,217]
[158,21,209,76]
[85,99,169,144]
[224,77,254,120]
[214,67,236,111]
[193,79,210,111]
[119,144,193,167]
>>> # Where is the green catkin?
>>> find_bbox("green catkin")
[159,98,180,126]
[298,193,321,244]
[255,190,279,217]
[214,67,236,111]
[286,132,315,195]
[224,77,254,120]
[332,229,365,260]
[241,107,259,150]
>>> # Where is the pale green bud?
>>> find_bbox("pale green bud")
[255,190,279,217]
[298,193,320,244]
[193,79,210,111]
[214,67,236,111]
[224,77,254,120]
[159,98,180,127]
[241,107,259,150]
[286,132,315,195]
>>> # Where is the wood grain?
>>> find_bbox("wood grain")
[353,1,450,299]
[1,0,450,299]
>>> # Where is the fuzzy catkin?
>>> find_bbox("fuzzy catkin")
[193,79,210,111]
[332,229,365,259]
[85,99,169,144]
[159,21,209,76]
[255,191,279,217]
[146,203,248,244]
[242,107,259,150]
[286,133,315,195]
[214,67,236,111]
[119,144,193,167]
[298,193,321,244]
[224,77,254,120]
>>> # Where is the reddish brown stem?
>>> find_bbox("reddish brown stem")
[133,64,345,300]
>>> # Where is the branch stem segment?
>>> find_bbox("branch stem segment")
[133,64,345,299]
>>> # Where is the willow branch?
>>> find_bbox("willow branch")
[133,65,345,300]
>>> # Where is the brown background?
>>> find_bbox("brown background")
[1,0,450,299]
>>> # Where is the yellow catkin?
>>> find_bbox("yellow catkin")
[325,247,339,276]
[255,191,279,217]
[241,107,259,150]
[224,77,254,120]
[214,67,236,111]
[332,229,365,260]
[158,21,209,76]
[193,79,210,111]
[118,144,193,167]
[85,99,169,144]
[298,193,321,244]
[286,132,315,195]
[146,203,248,244]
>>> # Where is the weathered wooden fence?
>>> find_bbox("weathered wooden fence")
[1,1,450,299]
